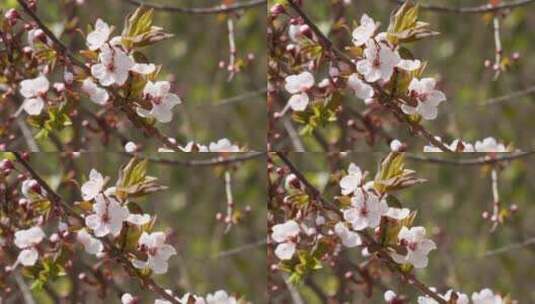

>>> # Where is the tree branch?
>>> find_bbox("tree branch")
[390,0,535,14]
[405,151,535,166]
[123,0,266,15]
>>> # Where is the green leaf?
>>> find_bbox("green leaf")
[122,7,173,49]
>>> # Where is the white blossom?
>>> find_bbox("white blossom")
[14,226,45,266]
[384,290,397,303]
[334,222,362,247]
[474,137,507,152]
[130,63,156,75]
[81,169,105,201]
[85,194,129,237]
[339,163,362,195]
[77,229,104,255]
[124,141,138,153]
[121,293,135,304]
[397,59,421,71]
[343,189,388,230]
[401,78,446,120]
[86,19,111,51]
[132,231,177,274]
[206,290,237,304]
[347,73,374,103]
[91,44,134,86]
[137,81,181,123]
[19,75,49,115]
[385,207,410,220]
[352,14,378,47]
[208,138,240,152]
[357,40,401,83]
[472,289,503,304]
[21,179,42,199]
[81,78,109,105]
[418,290,469,304]
[271,220,300,260]
[283,71,315,112]
[391,226,436,269]
[390,139,403,152]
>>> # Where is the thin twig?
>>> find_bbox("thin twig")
[480,237,535,257]
[405,151,535,166]
[123,0,266,15]
[223,170,235,233]
[212,240,266,258]
[489,168,500,232]
[492,16,503,80]
[227,17,237,81]
[123,151,266,167]
[390,0,535,14]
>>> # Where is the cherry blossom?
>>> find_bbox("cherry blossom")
[77,229,104,255]
[282,71,315,113]
[21,178,43,199]
[334,222,362,248]
[356,39,401,83]
[339,163,363,195]
[137,81,181,123]
[85,194,129,237]
[206,290,237,304]
[179,293,206,304]
[19,75,49,115]
[81,169,105,201]
[91,44,134,86]
[472,289,503,304]
[14,226,45,266]
[385,207,410,220]
[132,231,177,274]
[121,293,136,304]
[474,137,507,152]
[271,220,300,260]
[352,14,378,47]
[390,139,403,152]
[208,138,240,152]
[86,18,112,51]
[81,78,109,105]
[417,289,469,304]
[347,73,374,103]
[401,78,446,120]
[343,189,388,230]
[384,290,399,303]
[124,141,138,153]
[390,226,436,269]
[178,141,209,152]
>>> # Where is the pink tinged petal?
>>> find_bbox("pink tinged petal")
[347,74,374,100]
[91,64,114,86]
[288,93,309,111]
[390,252,408,265]
[86,19,111,51]
[143,81,159,97]
[151,103,173,123]
[77,230,103,255]
[126,214,151,225]
[409,253,429,269]
[138,232,152,247]
[136,107,151,118]
[23,97,44,115]
[155,81,171,96]
[340,175,359,195]
[157,244,177,260]
[130,63,156,75]
[385,207,410,220]
[418,102,438,120]
[17,248,39,266]
[420,77,436,92]
[401,104,417,115]
[163,93,181,108]
[397,59,421,71]
[427,90,446,106]
[274,242,296,260]
[148,257,169,274]
[132,259,147,269]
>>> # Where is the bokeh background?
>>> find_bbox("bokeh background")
[1,0,267,151]
[271,152,535,303]
[269,0,535,151]
[15,152,267,303]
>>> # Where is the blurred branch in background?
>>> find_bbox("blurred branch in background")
[405,151,535,166]
[123,0,266,14]
[123,151,266,167]
[390,0,535,14]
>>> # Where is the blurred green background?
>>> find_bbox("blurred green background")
[19,152,267,303]
[272,152,535,303]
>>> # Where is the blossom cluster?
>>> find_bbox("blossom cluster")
[122,289,238,304]
[385,287,506,304]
